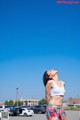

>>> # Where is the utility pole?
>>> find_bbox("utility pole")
[16,88,18,106]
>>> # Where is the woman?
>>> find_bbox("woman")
[43,69,67,120]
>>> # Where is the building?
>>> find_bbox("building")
[20,98,39,106]
[67,98,80,104]
[0,102,5,106]
[26,98,39,106]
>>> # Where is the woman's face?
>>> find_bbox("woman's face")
[47,69,57,78]
[47,69,57,75]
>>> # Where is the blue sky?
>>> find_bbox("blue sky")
[0,0,80,102]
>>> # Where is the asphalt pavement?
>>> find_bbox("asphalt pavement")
[8,111,80,120]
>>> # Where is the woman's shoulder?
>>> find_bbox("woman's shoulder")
[47,80,53,84]
[46,80,54,87]
[60,80,65,85]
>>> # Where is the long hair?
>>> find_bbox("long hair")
[43,71,52,86]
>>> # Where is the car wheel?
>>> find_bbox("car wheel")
[39,111,41,113]
[41,112,45,114]
[24,113,27,116]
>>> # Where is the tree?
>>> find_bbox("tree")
[14,101,23,106]
[5,100,14,106]
[24,100,27,105]
[39,98,46,105]
[5,101,9,105]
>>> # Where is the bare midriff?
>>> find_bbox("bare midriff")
[48,95,64,106]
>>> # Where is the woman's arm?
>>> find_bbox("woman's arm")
[45,81,53,104]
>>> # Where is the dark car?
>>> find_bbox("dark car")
[20,105,31,109]
[5,105,15,112]
[9,107,20,116]
[31,105,46,114]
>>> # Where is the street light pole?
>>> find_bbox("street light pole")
[16,88,18,106]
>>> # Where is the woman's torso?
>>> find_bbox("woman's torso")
[49,95,63,106]
[48,80,65,106]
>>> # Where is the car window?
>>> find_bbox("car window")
[0,106,2,108]
[21,108,25,110]
[0,110,4,112]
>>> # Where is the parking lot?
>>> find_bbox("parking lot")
[8,111,80,120]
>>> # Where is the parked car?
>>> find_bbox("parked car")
[31,105,46,114]
[42,105,47,110]
[20,105,27,108]
[9,107,20,116]
[0,106,5,111]
[19,108,34,116]
[5,105,15,112]
[20,105,31,109]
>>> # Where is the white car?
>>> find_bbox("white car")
[0,106,5,111]
[19,108,34,116]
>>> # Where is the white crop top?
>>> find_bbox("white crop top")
[50,81,65,96]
